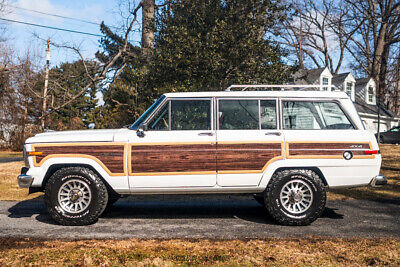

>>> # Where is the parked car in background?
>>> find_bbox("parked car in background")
[376,127,400,144]
[18,87,386,226]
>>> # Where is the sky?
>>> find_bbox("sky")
[2,0,143,66]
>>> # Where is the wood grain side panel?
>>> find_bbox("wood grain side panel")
[287,142,372,158]
[130,144,216,174]
[289,143,370,150]
[217,143,282,171]
[34,145,125,174]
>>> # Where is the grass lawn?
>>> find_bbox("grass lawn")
[0,161,42,201]
[0,151,22,158]
[0,238,399,266]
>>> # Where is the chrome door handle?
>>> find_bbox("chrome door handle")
[265,132,281,136]
[198,132,214,136]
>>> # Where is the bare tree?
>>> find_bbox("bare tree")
[0,47,43,149]
[37,1,146,129]
[386,46,400,115]
[343,0,400,101]
[277,0,358,74]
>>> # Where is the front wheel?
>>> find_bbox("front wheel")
[44,167,108,226]
[264,169,326,226]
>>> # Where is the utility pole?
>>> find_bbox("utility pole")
[41,39,50,131]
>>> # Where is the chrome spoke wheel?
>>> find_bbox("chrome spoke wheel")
[279,179,313,214]
[58,179,92,214]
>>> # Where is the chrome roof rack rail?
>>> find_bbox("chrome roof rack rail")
[225,84,330,91]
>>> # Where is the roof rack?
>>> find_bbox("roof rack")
[225,84,331,91]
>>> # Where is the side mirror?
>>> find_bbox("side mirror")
[136,125,146,137]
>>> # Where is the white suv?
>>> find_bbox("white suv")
[18,89,386,226]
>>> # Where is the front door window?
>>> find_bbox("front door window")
[171,100,211,130]
[148,99,212,131]
[148,103,169,130]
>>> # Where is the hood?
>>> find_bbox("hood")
[26,129,128,144]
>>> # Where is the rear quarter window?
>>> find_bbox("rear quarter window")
[282,101,354,130]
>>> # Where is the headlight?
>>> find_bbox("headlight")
[23,146,29,167]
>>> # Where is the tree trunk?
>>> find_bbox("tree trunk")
[371,22,388,102]
[394,55,400,116]
[142,0,155,60]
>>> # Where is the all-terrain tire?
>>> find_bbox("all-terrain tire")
[44,167,108,226]
[264,169,326,226]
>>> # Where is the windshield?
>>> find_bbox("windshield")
[129,95,166,130]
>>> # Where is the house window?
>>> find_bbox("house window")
[368,86,374,103]
[322,77,329,91]
[346,82,353,97]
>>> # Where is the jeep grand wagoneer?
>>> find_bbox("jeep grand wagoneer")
[18,89,386,226]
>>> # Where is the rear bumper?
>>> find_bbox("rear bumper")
[370,175,387,187]
[17,167,33,188]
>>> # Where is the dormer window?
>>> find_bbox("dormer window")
[345,82,355,101]
[322,77,329,91]
[345,82,353,96]
[368,86,375,103]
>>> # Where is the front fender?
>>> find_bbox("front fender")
[27,156,129,193]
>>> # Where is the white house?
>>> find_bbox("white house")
[292,67,400,133]
[331,72,356,101]
[353,77,399,132]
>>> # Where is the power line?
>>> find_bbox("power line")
[0,17,103,37]
[9,4,119,29]
[9,5,101,26]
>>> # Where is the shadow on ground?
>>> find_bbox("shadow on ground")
[7,195,343,226]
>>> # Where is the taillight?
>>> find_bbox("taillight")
[365,150,379,154]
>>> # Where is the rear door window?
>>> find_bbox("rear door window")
[219,100,259,130]
[218,99,277,130]
[282,101,354,130]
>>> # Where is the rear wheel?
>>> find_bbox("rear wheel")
[44,167,108,226]
[264,169,326,226]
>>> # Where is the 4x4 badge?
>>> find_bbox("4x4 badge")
[343,151,353,160]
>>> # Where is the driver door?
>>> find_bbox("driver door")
[128,98,217,188]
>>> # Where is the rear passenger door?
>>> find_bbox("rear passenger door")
[216,98,284,187]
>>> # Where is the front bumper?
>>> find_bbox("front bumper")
[370,175,387,187]
[17,167,33,188]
